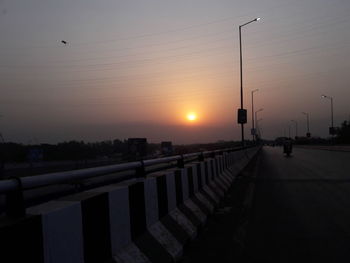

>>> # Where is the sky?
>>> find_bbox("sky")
[0,0,350,144]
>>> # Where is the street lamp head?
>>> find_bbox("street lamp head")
[240,18,261,27]
[321,94,332,100]
[252,88,259,93]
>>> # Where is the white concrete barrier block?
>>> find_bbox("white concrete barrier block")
[159,170,198,239]
[195,192,214,213]
[28,201,84,263]
[169,208,196,239]
[148,222,182,260]
[88,184,132,252]
[202,185,220,204]
[184,199,206,225]
[113,243,151,263]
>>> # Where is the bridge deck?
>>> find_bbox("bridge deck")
[183,146,350,262]
[249,146,350,262]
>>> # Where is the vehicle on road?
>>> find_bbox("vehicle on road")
[283,139,293,157]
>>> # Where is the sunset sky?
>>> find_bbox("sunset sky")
[1,0,350,144]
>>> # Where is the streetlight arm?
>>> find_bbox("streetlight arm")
[239,18,260,28]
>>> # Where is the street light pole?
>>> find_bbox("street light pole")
[330,98,334,128]
[321,95,334,135]
[256,118,263,138]
[238,17,260,147]
[291,120,298,138]
[255,109,263,126]
[302,112,310,136]
[254,108,263,140]
[251,89,259,141]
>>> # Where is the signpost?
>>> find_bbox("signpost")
[238,109,247,124]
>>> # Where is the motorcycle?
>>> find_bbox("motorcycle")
[283,141,293,157]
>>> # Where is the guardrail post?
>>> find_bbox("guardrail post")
[177,155,185,168]
[5,177,25,218]
[135,160,146,178]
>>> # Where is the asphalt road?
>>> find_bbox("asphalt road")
[248,146,350,263]
[182,146,350,263]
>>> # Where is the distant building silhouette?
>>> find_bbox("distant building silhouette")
[127,138,148,160]
[161,141,173,156]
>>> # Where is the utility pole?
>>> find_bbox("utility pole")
[302,112,310,137]
[254,108,263,141]
[251,89,259,142]
[322,95,334,136]
[237,18,260,147]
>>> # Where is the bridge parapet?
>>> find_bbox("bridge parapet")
[0,146,260,263]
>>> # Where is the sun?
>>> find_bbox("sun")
[187,113,197,122]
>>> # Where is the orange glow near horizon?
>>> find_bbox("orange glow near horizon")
[186,112,197,122]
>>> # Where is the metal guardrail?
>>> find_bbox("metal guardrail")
[0,146,251,217]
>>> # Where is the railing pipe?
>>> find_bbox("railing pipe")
[0,146,252,194]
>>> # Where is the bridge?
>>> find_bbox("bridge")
[0,145,349,263]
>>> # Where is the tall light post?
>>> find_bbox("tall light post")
[254,108,263,140]
[321,94,334,135]
[238,17,261,147]
[255,109,263,125]
[302,112,310,137]
[256,118,263,138]
[251,89,259,142]
[291,120,298,138]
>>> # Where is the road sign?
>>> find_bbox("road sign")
[237,109,247,124]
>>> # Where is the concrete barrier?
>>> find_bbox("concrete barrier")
[0,147,260,263]
[0,201,84,263]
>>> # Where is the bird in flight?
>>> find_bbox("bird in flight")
[61,40,68,45]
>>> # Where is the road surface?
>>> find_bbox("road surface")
[249,146,350,262]
[182,146,350,262]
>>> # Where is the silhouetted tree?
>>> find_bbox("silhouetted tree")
[336,120,350,143]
